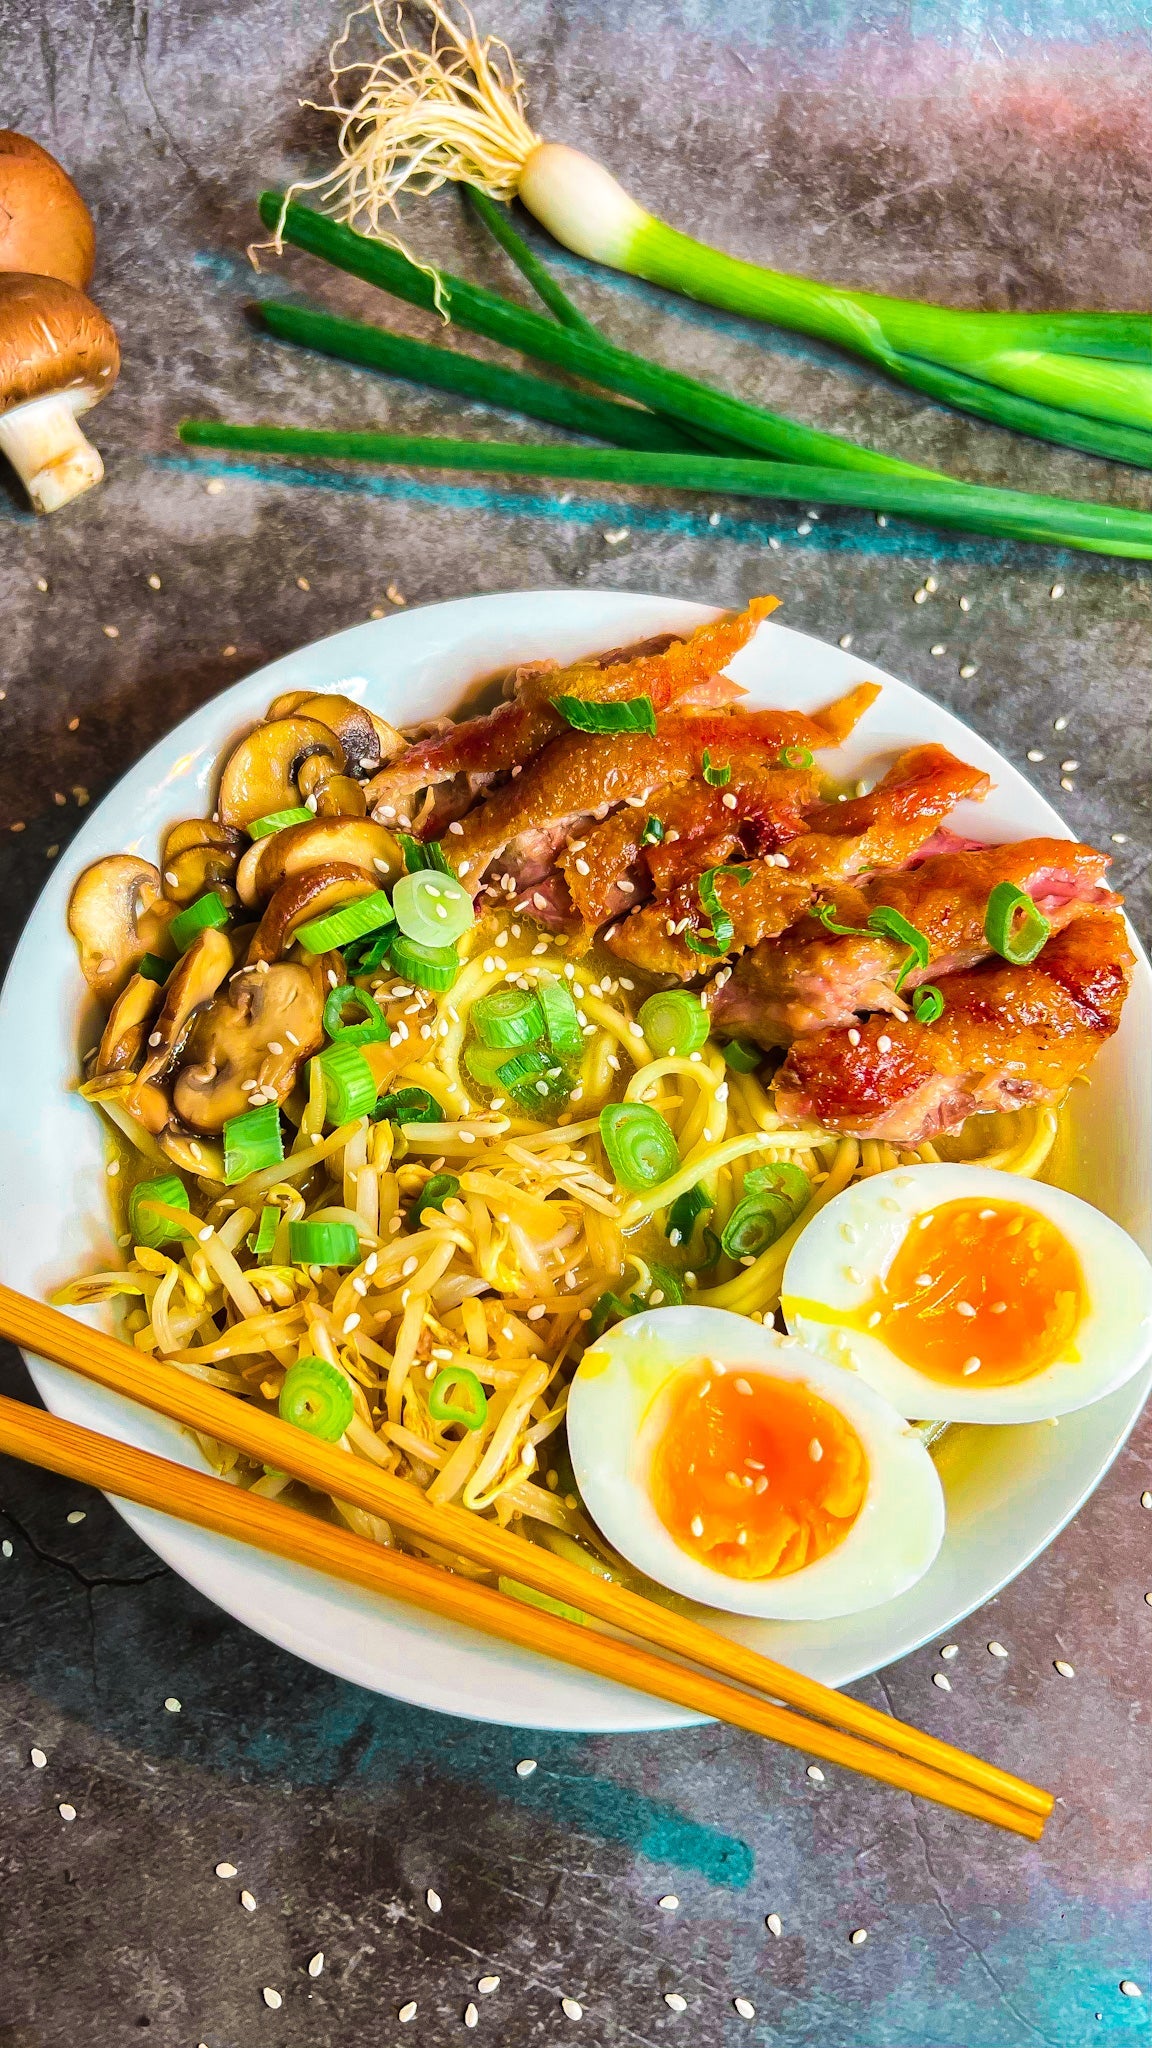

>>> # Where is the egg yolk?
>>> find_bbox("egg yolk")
[872,1197,1085,1387]
[648,1365,868,1580]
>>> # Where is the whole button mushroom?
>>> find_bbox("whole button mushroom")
[0,131,96,287]
[0,273,120,511]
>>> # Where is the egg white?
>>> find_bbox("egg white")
[781,1163,1152,1424]
[565,1305,945,1620]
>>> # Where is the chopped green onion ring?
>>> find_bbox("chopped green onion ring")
[375,1085,446,1126]
[416,1171,460,1218]
[312,1041,378,1124]
[223,1102,284,1185]
[702,748,731,787]
[473,987,544,1050]
[322,983,389,1044]
[778,744,814,769]
[428,1364,488,1431]
[386,933,460,992]
[168,890,230,953]
[137,952,172,985]
[287,1219,361,1268]
[279,1355,354,1440]
[248,806,314,841]
[295,889,395,955]
[392,868,475,948]
[984,881,1051,964]
[553,694,656,735]
[639,815,664,847]
[720,1191,794,1261]
[684,864,750,957]
[722,1037,762,1073]
[128,1173,190,1249]
[913,983,946,1024]
[537,977,582,1060]
[599,1101,679,1192]
[666,1183,710,1246]
[397,831,453,875]
[638,989,709,1058]
[248,1205,281,1258]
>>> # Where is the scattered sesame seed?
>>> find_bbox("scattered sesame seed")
[838,634,853,649]
[30,1747,47,1769]
[1054,714,1069,731]
[36,576,48,592]
[988,1640,1008,1658]
[215,1862,238,1878]
[959,662,977,679]
[102,623,119,639]
[941,1644,959,1660]
[913,588,928,604]
[876,1034,891,1053]
[1142,1491,1152,1509]
[708,510,721,526]
[924,575,938,593]
[1119,1980,1142,1997]
[67,1510,86,1524]
[426,1888,442,1912]
[932,1673,952,1691]
[1,1539,12,1557]
[850,1928,869,1945]
[734,1997,756,2020]
[308,1953,324,1978]
[806,1765,825,1783]
[930,643,945,656]
[106,1159,120,1177]
[515,1758,537,1777]
[478,1976,500,1995]
[1060,777,1074,792]
[876,514,888,527]
[657,1894,679,1911]
[1060,759,1079,773]
[561,1996,584,2020]
[1050,583,1065,599]
[766,1913,782,1937]
[205,478,226,495]
[164,1696,182,1713]
[664,1992,688,2012]
[1112,832,1128,845]
[399,2001,418,2022]
[464,2002,479,2027]
[1026,749,1045,763]
[241,1890,257,1911]
[1054,1659,1075,1678]
[58,1803,76,1821]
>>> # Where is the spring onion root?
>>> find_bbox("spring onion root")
[284,0,1152,454]
[177,422,1152,559]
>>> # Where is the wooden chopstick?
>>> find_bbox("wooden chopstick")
[0,1281,1051,1828]
[0,1388,1044,1837]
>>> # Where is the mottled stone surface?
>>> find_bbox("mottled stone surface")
[0,3,1149,2043]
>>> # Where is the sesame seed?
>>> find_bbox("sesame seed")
[205,478,225,494]
[847,1027,860,1045]
[665,1992,688,2012]
[657,1894,679,1911]
[477,1976,500,1995]
[59,1803,76,1821]
[959,662,977,679]
[988,1640,1008,1658]
[164,1696,182,1713]
[1112,832,1128,845]
[941,1644,959,1660]
[1060,777,1074,792]
[722,792,737,810]
[1143,1492,1152,1509]
[2,1540,12,1557]
[1060,759,1079,773]
[766,1913,782,1937]
[1054,714,1068,731]
[102,623,119,639]
[262,1989,282,2010]
[809,1438,824,1462]
[797,521,812,535]
[734,1997,756,2020]
[1119,1980,1142,1997]
[66,1509,86,1524]
[515,1758,537,1777]
[806,1765,825,1783]
[426,1887,442,1912]
[464,2002,479,2027]
[30,1747,47,1769]
[1027,748,1045,763]
[1054,1659,1075,1678]
[308,1953,324,1978]
[958,595,971,611]
[399,2001,418,2023]
[838,634,853,649]
[215,1861,238,1878]
[690,1515,704,1538]
[876,1034,891,1053]
[106,1159,120,1177]
[850,1928,869,1945]
[913,588,928,604]
[931,643,946,656]
[1050,583,1065,599]
[924,575,938,593]
[734,1378,753,1396]
[241,1890,257,1911]
[561,1996,584,2020]
[932,1673,952,1691]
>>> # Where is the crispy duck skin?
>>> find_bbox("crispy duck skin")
[713,837,1119,1043]
[772,912,1133,1143]
[366,599,778,816]
[607,744,989,980]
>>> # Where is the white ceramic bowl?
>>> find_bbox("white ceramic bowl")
[1,589,1148,1731]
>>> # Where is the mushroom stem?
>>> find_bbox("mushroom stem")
[0,390,103,511]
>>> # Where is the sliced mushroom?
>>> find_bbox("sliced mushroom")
[173,961,326,1133]
[68,856,177,1005]
[235,817,402,909]
[127,926,235,1123]
[296,754,368,819]
[96,972,164,1073]
[248,863,378,964]
[160,817,245,907]
[217,716,345,829]
[159,1127,226,1182]
[289,694,385,775]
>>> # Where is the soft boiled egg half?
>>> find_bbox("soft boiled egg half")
[781,1163,1152,1424]
[565,1306,945,1620]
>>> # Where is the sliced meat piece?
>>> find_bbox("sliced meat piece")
[367,698,556,819]
[772,912,1133,1143]
[608,868,814,981]
[513,595,779,712]
[787,745,992,885]
[714,838,1119,1044]
[560,808,649,930]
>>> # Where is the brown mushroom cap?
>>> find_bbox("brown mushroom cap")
[160,819,245,908]
[0,132,95,289]
[0,272,119,416]
[248,863,377,963]
[296,754,368,819]
[217,716,345,829]
[235,817,402,909]
[96,972,164,1074]
[265,689,405,768]
[173,962,326,1133]
[68,855,176,1004]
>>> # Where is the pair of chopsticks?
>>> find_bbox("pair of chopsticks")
[0,1281,1052,1837]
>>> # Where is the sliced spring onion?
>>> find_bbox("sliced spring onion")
[537,977,582,1060]
[295,889,395,955]
[375,1084,445,1125]
[465,1040,519,1088]
[497,1045,570,1111]
[721,1037,762,1073]
[553,694,656,735]
[588,1290,635,1339]
[866,906,931,991]
[698,1226,723,1273]
[637,989,709,1058]
[744,1162,811,1209]
[279,1355,355,1439]
[639,815,664,847]
[472,987,544,1049]
[720,1190,795,1261]
[128,1173,190,1249]
[248,806,314,840]
[248,1204,281,1258]
[137,952,172,985]
[778,744,814,769]
[343,930,395,974]
[644,1262,684,1307]
[984,882,1051,964]
[313,1041,379,1124]
[666,1183,710,1245]
[397,830,453,874]
[599,1101,679,1191]
[386,933,460,992]
[701,748,731,787]
[428,1364,488,1430]
[322,984,389,1043]
[287,1219,361,1267]
[913,983,946,1024]
[168,890,230,953]
[392,868,475,947]
[223,1102,284,1185]
[416,1171,460,1217]
[684,863,750,957]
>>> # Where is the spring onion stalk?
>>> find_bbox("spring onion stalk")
[223,1103,284,1184]
[257,297,707,456]
[288,1219,362,1267]
[416,1171,460,1217]
[279,1354,355,1439]
[429,1364,488,1429]
[599,1102,679,1191]
[397,832,453,874]
[322,984,390,1043]
[313,1040,379,1123]
[387,933,460,991]
[472,987,544,1049]
[288,2,1152,442]
[392,868,475,946]
[537,978,581,1060]
[375,1085,446,1125]
[177,422,1152,560]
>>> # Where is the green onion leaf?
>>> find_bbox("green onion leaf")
[866,906,931,991]
[722,1037,762,1073]
[984,881,1051,964]
[322,984,389,1044]
[295,890,395,955]
[137,952,172,985]
[416,1171,460,1218]
[553,694,656,735]
[744,1162,811,1211]
[168,890,230,953]
[343,930,396,974]
[702,748,731,787]
[684,864,750,956]
[279,1355,354,1439]
[913,983,946,1024]
[639,815,664,847]
[248,806,314,841]
[287,1220,361,1268]
[496,1045,571,1112]
[128,1173,190,1249]
[473,987,544,1049]
[312,1041,378,1124]
[638,989,709,1058]
[374,1085,446,1126]
[465,1040,519,1088]
[697,1227,723,1273]
[599,1101,679,1191]
[666,1183,710,1246]
[428,1364,488,1431]
[537,977,582,1061]
[588,1290,634,1339]
[386,934,460,992]
[778,744,815,769]
[392,868,475,947]
[810,900,866,938]
[223,1102,284,1185]
[248,1205,281,1258]
[644,1262,684,1307]
[397,831,453,874]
